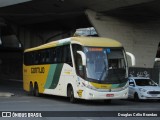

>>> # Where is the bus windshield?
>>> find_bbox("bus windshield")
[84,47,127,84]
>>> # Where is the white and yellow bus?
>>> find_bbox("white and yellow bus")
[23,37,128,102]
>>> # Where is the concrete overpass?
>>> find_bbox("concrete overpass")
[0,0,159,80]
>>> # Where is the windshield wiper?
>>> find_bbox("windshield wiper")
[99,66,108,81]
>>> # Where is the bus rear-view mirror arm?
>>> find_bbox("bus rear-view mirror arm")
[77,51,86,66]
[126,52,135,66]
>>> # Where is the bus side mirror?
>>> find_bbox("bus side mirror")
[77,51,86,66]
[126,52,135,66]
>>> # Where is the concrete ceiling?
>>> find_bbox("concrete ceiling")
[0,0,159,29]
[0,0,31,7]
[104,0,160,22]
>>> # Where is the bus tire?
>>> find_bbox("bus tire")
[29,82,34,96]
[34,83,40,97]
[67,86,76,103]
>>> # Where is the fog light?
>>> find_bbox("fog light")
[123,92,128,96]
[89,93,94,97]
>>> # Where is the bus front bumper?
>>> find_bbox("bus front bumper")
[81,88,128,100]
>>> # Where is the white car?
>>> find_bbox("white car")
[128,77,160,101]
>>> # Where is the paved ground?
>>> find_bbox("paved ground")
[0,79,160,120]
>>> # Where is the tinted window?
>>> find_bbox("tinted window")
[24,44,72,66]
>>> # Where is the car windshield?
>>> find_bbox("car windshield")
[84,47,127,84]
[135,79,157,86]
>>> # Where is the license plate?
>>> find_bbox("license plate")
[106,94,114,97]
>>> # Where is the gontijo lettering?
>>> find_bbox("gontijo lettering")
[31,67,45,73]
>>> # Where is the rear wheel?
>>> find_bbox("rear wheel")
[34,83,40,97]
[67,86,76,103]
[29,82,34,96]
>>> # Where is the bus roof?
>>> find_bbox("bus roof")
[24,37,122,52]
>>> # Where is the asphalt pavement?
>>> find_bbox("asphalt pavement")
[0,79,160,120]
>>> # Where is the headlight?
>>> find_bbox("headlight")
[122,82,129,90]
[111,82,128,92]
[139,88,147,92]
[82,82,96,90]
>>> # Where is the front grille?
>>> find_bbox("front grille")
[147,91,160,94]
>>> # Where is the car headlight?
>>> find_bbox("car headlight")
[139,88,147,92]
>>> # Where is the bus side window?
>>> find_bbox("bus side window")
[52,47,57,63]
[56,47,62,63]
[30,53,34,65]
[45,49,51,63]
[40,50,45,64]
[34,52,40,64]
[63,45,72,66]
[51,48,56,64]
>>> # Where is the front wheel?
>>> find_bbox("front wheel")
[134,93,140,101]
[67,86,76,103]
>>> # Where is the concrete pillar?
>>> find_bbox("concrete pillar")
[18,27,30,49]
[86,9,160,68]
[18,27,41,49]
